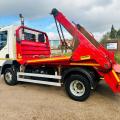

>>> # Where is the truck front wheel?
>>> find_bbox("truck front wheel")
[65,75,91,101]
[4,67,18,86]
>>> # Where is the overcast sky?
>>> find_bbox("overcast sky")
[0,0,120,40]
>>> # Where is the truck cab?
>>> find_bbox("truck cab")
[0,25,17,68]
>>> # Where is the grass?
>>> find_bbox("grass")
[115,53,120,64]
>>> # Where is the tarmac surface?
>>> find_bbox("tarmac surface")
[0,77,120,120]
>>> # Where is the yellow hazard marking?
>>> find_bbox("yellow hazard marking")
[27,56,70,63]
[112,69,120,83]
[0,58,15,60]
[80,55,91,60]
[70,63,100,66]
[18,53,22,59]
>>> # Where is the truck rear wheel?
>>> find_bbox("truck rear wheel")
[65,75,91,101]
[4,67,18,86]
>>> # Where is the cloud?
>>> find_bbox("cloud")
[47,32,58,40]
[45,23,56,30]
[47,31,72,40]
[93,31,107,41]
[0,0,120,40]
[47,29,105,41]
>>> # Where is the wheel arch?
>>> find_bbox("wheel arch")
[1,60,20,74]
[62,67,98,89]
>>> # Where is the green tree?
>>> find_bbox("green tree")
[109,25,116,39]
[116,29,120,39]
[100,32,110,43]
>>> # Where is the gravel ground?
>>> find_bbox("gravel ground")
[0,77,120,120]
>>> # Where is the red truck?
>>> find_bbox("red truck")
[0,8,120,101]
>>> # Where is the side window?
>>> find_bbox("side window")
[0,31,7,50]
[38,33,46,43]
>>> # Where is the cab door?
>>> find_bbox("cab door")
[0,30,9,68]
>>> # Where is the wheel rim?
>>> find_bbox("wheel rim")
[70,80,85,96]
[5,71,12,82]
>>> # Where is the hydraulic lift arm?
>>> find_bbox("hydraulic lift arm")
[51,8,114,70]
[51,8,120,92]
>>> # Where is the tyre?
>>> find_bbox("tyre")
[65,75,91,101]
[4,67,18,86]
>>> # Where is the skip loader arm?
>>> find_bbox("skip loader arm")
[51,8,120,92]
